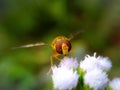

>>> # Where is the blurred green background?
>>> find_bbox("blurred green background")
[0,0,120,90]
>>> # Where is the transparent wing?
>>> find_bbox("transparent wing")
[12,42,49,50]
[69,30,84,40]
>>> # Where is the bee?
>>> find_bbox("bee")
[12,31,82,68]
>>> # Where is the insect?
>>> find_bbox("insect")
[50,36,72,66]
[12,31,82,68]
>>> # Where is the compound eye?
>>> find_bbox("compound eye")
[56,41,63,54]
[56,40,71,54]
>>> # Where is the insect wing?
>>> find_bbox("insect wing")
[69,30,84,40]
[12,42,49,49]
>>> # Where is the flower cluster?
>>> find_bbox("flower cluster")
[51,53,119,90]
[52,57,79,90]
[109,78,120,90]
[80,53,112,72]
[80,53,111,89]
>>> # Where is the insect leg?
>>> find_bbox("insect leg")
[50,55,54,66]
[47,55,54,75]
[53,53,61,61]
[50,53,60,66]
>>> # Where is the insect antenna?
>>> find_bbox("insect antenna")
[12,42,49,50]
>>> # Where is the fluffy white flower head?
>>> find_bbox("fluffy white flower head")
[97,56,112,71]
[80,53,112,72]
[59,57,79,69]
[109,78,120,90]
[84,68,109,90]
[52,66,79,90]
[80,53,101,72]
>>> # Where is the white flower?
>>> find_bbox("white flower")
[84,69,109,90]
[80,53,112,72]
[80,53,101,72]
[97,56,112,71]
[52,66,79,90]
[109,78,120,90]
[59,57,79,69]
